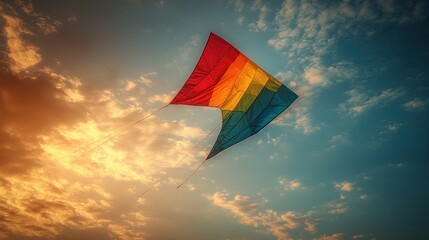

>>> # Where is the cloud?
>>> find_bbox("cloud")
[271,103,319,135]
[140,72,157,86]
[313,233,344,240]
[209,192,316,240]
[304,219,319,232]
[15,0,34,15]
[229,0,245,12]
[265,133,284,145]
[261,0,427,137]
[303,67,328,86]
[335,181,353,192]
[293,111,320,134]
[327,132,349,151]
[0,69,84,175]
[0,1,67,73]
[179,35,200,60]
[148,90,176,104]
[278,177,301,191]
[229,0,246,24]
[327,202,348,214]
[338,88,404,117]
[36,16,62,35]
[301,63,357,88]
[13,0,63,35]
[166,35,201,74]
[0,170,152,239]
[1,14,41,73]
[268,0,428,54]
[0,22,208,237]
[403,97,429,111]
[385,121,401,132]
[388,162,406,168]
[237,15,245,25]
[268,49,358,136]
[209,192,263,227]
[368,120,402,148]
[0,63,210,239]
[360,194,368,200]
[248,0,269,32]
[125,80,137,91]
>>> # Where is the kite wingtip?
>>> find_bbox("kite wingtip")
[209,32,219,38]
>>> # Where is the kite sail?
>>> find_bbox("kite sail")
[171,32,298,160]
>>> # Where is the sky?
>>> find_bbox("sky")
[1,0,429,240]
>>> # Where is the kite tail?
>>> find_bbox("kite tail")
[138,122,221,198]
[74,104,169,158]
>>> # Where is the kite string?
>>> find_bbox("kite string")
[74,104,169,159]
[173,121,221,168]
[138,121,221,198]
[176,158,208,189]
[72,116,142,154]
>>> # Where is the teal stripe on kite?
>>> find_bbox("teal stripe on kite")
[207,84,298,159]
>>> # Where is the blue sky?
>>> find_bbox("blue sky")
[0,0,428,239]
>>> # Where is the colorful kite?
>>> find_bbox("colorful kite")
[171,33,297,160]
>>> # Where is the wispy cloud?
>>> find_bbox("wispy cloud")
[268,0,428,55]
[166,35,201,74]
[303,66,329,86]
[0,0,74,74]
[313,233,345,240]
[14,0,63,34]
[326,202,348,214]
[248,0,270,32]
[272,102,320,134]
[1,14,41,73]
[385,121,402,132]
[387,162,406,168]
[0,7,210,236]
[264,0,425,135]
[403,97,429,111]
[140,72,157,86]
[368,120,403,148]
[148,90,176,104]
[304,219,319,232]
[360,194,368,200]
[0,64,209,238]
[228,0,246,24]
[278,177,301,191]
[327,132,349,151]
[338,88,404,117]
[335,181,353,192]
[180,35,200,59]
[209,191,316,240]
[292,108,320,134]
[262,133,285,146]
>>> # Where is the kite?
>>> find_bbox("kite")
[75,32,298,193]
[170,33,298,160]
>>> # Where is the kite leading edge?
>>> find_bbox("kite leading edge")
[171,32,298,160]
